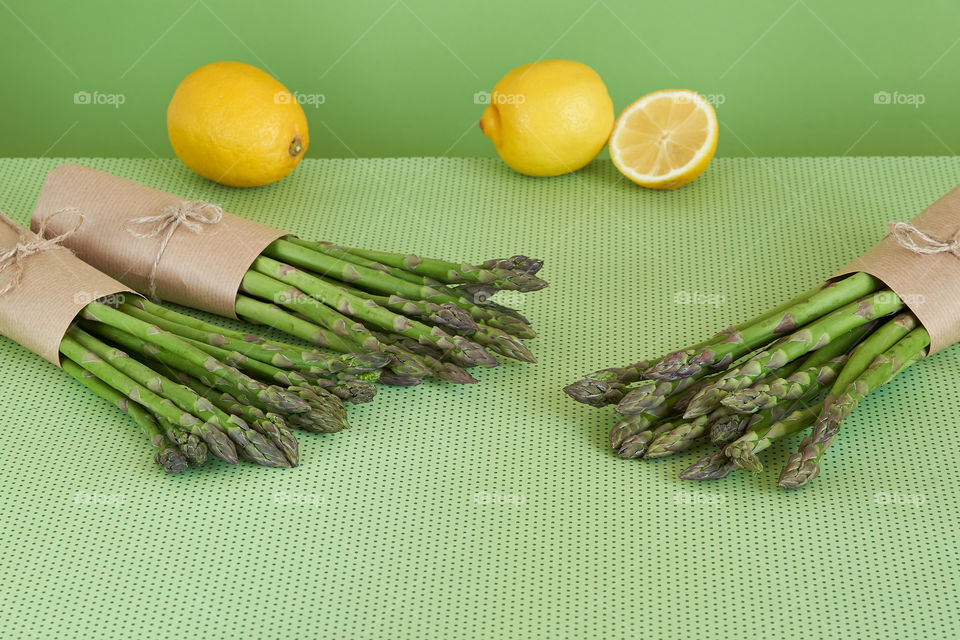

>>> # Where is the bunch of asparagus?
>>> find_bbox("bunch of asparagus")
[227,238,546,385]
[564,273,931,489]
[57,297,389,474]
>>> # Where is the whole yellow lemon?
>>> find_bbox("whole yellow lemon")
[479,60,614,177]
[167,61,309,188]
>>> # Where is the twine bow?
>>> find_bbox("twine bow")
[0,208,84,298]
[125,200,223,299]
[888,221,960,258]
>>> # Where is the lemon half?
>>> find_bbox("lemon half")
[609,89,718,190]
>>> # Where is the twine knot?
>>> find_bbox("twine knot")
[0,208,84,298]
[125,200,223,299]
[888,221,960,258]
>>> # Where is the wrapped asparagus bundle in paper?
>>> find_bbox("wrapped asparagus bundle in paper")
[0,211,386,474]
[32,165,547,387]
[565,184,960,489]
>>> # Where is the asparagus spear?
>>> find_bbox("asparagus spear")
[720,322,872,413]
[275,238,538,338]
[644,410,726,459]
[825,313,919,397]
[778,327,930,489]
[615,376,699,415]
[618,420,680,459]
[176,374,299,466]
[645,273,884,380]
[264,239,449,301]
[234,295,376,353]
[312,377,377,404]
[608,378,699,451]
[81,302,309,415]
[248,257,501,368]
[80,320,341,434]
[62,357,188,474]
[67,326,291,468]
[720,356,845,415]
[682,289,904,418]
[119,302,325,369]
[284,386,351,433]
[725,402,823,472]
[158,415,208,467]
[563,361,651,407]
[337,286,478,334]
[59,334,239,465]
[678,450,737,480]
[330,243,548,291]
[482,255,544,274]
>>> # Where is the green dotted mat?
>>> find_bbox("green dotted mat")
[1,157,958,639]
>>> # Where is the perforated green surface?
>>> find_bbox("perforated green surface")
[1,157,959,639]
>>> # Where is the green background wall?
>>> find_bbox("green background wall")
[1,0,955,159]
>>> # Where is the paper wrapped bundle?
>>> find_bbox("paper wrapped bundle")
[32,164,549,387]
[564,183,960,489]
[2,208,390,474]
[0,209,131,365]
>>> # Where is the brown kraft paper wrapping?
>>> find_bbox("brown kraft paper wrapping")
[31,164,288,319]
[0,212,134,366]
[835,185,960,354]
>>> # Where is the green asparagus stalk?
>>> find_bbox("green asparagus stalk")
[564,361,651,407]
[646,273,884,380]
[62,357,188,474]
[302,274,480,334]
[369,332,478,383]
[59,334,239,465]
[721,356,845,415]
[81,302,309,415]
[330,243,548,291]
[682,289,904,418]
[720,322,872,413]
[274,238,538,338]
[283,385,351,433]
[249,256,501,368]
[159,415,208,467]
[263,239,450,303]
[826,313,919,397]
[176,374,299,466]
[118,302,325,369]
[778,327,930,489]
[617,420,680,459]
[725,402,823,472]
[615,376,700,415]
[234,294,375,353]
[67,326,291,468]
[644,410,726,458]
[608,378,698,451]
[79,320,341,434]
[678,450,737,480]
